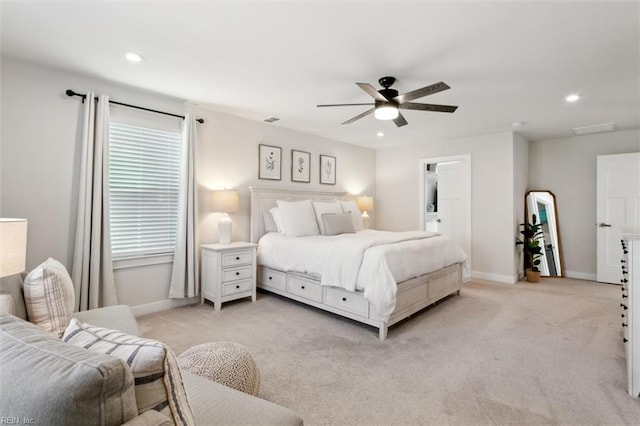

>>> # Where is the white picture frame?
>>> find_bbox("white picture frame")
[259,144,282,180]
[319,154,336,185]
[291,150,311,183]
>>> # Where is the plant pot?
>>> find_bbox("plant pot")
[526,269,541,283]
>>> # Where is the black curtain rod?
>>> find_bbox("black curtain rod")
[66,89,204,124]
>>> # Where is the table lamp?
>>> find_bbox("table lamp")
[0,218,28,278]
[356,196,374,229]
[211,190,239,244]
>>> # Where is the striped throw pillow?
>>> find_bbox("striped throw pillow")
[24,258,75,336]
[63,318,195,425]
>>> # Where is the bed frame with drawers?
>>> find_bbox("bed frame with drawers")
[249,186,463,340]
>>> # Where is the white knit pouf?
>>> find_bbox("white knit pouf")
[178,342,261,396]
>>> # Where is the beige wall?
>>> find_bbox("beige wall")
[528,129,640,280]
[0,58,376,313]
[376,131,522,283]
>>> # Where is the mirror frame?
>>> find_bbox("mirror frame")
[525,190,564,277]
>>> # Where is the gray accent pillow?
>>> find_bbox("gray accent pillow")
[0,313,137,426]
[263,211,278,233]
[322,212,355,236]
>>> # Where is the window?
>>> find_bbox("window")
[108,121,182,259]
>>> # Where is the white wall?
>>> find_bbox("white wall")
[528,129,640,280]
[194,107,376,246]
[0,58,376,313]
[513,132,529,279]
[376,131,521,283]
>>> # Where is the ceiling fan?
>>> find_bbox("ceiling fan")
[317,76,458,127]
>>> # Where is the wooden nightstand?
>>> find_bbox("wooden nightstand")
[201,242,258,311]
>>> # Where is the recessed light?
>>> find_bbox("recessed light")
[124,51,143,63]
[565,93,580,103]
[377,132,384,137]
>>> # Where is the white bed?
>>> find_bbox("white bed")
[250,186,468,340]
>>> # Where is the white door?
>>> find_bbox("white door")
[597,153,640,283]
[437,162,466,246]
[419,155,471,269]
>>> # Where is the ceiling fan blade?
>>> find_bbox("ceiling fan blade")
[341,108,375,125]
[393,113,408,127]
[394,82,450,104]
[399,102,458,113]
[317,103,374,107]
[356,83,389,101]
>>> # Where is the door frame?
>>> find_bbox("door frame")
[418,153,472,269]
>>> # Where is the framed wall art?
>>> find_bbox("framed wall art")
[319,154,336,185]
[258,144,282,180]
[291,149,311,183]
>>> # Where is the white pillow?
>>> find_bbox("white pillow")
[322,212,355,235]
[312,201,343,235]
[276,200,320,237]
[24,258,75,337]
[340,200,364,231]
[269,207,285,233]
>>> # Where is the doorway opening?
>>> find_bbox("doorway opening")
[418,154,472,270]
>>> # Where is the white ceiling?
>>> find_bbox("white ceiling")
[2,1,639,149]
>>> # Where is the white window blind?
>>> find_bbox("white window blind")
[108,122,182,258]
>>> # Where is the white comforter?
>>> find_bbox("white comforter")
[257,230,468,320]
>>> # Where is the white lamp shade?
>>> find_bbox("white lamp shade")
[374,105,399,120]
[211,190,239,213]
[0,218,28,278]
[356,196,374,213]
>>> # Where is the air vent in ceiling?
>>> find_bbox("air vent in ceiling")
[264,117,280,123]
[572,122,615,136]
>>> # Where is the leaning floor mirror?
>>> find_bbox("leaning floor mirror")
[525,190,563,277]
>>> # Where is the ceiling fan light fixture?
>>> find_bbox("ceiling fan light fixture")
[374,105,399,120]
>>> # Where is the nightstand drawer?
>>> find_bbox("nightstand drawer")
[324,286,369,317]
[222,279,253,296]
[222,250,253,267]
[259,267,286,291]
[222,266,253,282]
[287,276,322,303]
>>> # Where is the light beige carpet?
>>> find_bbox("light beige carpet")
[138,278,640,425]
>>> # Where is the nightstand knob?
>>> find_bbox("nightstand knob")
[268,276,273,280]
[342,297,347,302]
[622,313,626,318]
[624,338,628,343]
[301,286,305,290]
[236,285,240,289]
[622,323,628,327]
[235,272,240,276]
[622,294,628,298]
[621,303,628,310]
[236,256,240,260]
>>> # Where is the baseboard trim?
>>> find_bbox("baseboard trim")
[131,296,200,317]
[564,271,597,281]
[471,271,518,284]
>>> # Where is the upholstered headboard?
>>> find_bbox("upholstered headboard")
[249,186,348,243]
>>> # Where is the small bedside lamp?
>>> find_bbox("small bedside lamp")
[356,196,374,229]
[211,190,239,244]
[0,218,28,277]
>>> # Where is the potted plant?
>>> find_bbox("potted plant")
[517,214,544,283]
